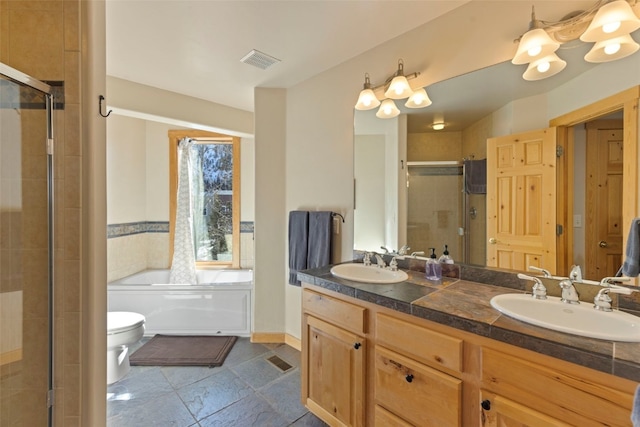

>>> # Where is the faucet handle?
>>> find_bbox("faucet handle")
[363,252,372,266]
[518,273,547,300]
[388,257,399,271]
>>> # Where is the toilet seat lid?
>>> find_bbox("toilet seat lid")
[108,311,145,334]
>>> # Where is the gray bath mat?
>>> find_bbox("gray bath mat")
[130,334,237,367]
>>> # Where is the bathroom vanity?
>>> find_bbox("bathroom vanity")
[298,263,639,426]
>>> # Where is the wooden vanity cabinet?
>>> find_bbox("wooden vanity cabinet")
[301,283,637,427]
[302,288,367,426]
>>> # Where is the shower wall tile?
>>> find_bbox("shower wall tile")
[63,259,80,313]
[64,207,80,260]
[63,0,79,52]
[241,232,255,269]
[65,105,81,156]
[64,154,80,208]
[63,310,80,365]
[63,362,81,417]
[64,50,79,104]
[7,9,64,80]
[107,233,148,282]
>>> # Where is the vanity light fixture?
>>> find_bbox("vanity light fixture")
[376,99,401,119]
[355,59,431,119]
[513,0,640,80]
[354,73,381,111]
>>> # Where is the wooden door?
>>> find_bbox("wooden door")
[486,128,557,273]
[585,120,624,278]
[304,315,365,427]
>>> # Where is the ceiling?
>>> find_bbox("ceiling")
[106,1,633,133]
[106,1,468,113]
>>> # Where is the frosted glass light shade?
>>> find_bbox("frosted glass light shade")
[580,0,640,42]
[584,34,640,62]
[384,75,413,99]
[512,28,560,64]
[376,99,400,119]
[405,88,432,108]
[355,88,381,110]
[522,53,566,81]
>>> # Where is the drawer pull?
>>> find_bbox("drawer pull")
[481,400,491,411]
[405,374,414,383]
[354,342,361,350]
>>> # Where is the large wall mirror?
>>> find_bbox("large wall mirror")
[354,45,640,282]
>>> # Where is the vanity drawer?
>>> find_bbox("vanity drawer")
[376,312,463,373]
[375,345,462,427]
[302,289,366,334]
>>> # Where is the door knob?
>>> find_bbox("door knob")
[599,240,608,248]
[489,238,497,244]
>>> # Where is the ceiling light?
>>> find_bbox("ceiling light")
[355,59,430,119]
[580,0,640,42]
[384,60,414,99]
[376,99,400,119]
[512,0,640,80]
[512,7,560,65]
[355,73,381,111]
[405,88,432,108]
[522,53,567,81]
[584,33,640,61]
[431,122,445,131]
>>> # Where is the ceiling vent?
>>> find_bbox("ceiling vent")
[240,49,281,70]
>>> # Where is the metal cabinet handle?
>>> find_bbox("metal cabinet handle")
[481,400,491,410]
[353,342,361,350]
[405,374,414,383]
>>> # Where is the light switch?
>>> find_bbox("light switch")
[573,215,582,228]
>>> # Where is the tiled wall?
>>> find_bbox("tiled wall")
[107,221,255,282]
[0,1,83,425]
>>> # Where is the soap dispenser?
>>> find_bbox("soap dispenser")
[425,248,442,281]
[438,245,454,264]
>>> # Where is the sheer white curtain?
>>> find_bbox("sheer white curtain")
[169,138,198,284]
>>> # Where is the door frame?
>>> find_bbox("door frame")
[550,86,639,278]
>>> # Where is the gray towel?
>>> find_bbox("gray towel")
[307,211,333,269]
[288,211,309,285]
[464,159,487,194]
[632,385,640,426]
[622,218,640,277]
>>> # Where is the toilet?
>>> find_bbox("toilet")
[107,311,146,385]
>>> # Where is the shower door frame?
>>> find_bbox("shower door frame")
[0,62,55,426]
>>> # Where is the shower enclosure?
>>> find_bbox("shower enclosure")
[0,63,54,425]
[407,161,464,261]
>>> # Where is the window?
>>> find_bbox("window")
[168,130,241,268]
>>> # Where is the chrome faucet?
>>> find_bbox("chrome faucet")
[569,265,583,283]
[558,279,580,304]
[518,273,547,300]
[410,251,425,257]
[528,266,551,278]
[380,246,390,254]
[594,277,633,311]
[397,245,410,256]
[388,257,399,271]
[373,253,386,268]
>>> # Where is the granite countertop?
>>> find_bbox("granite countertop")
[297,262,640,383]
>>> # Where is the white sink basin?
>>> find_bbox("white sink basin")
[330,263,408,284]
[490,293,640,342]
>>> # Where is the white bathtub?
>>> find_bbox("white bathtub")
[107,269,253,336]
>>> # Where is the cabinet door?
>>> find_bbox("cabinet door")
[480,390,571,427]
[304,315,365,427]
[375,345,462,426]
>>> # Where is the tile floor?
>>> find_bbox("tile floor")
[107,337,327,427]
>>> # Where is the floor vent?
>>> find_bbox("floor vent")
[240,49,281,70]
[266,355,293,372]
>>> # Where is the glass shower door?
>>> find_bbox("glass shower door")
[0,66,54,426]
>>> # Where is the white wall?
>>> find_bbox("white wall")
[106,114,146,223]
